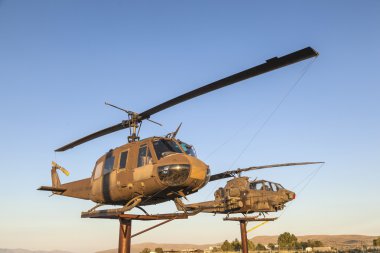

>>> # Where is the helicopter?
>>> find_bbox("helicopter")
[38,47,321,217]
[176,177,296,215]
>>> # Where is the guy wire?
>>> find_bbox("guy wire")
[277,162,325,219]
[202,58,317,202]
[228,58,317,169]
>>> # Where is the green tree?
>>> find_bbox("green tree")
[231,238,241,251]
[248,240,256,250]
[267,243,275,250]
[141,248,151,253]
[155,248,164,253]
[278,232,298,250]
[256,243,266,251]
[374,237,380,246]
[221,240,232,252]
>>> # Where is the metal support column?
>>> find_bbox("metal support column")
[240,220,248,253]
[118,219,132,253]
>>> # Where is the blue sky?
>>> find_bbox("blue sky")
[1,1,380,252]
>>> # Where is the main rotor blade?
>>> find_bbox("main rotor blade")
[139,47,318,119]
[55,121,127,152]
[209,162,324,182]
[55,47,318,151]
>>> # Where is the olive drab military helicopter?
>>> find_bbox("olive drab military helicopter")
[175,165,302,215]
[38,47,322,217]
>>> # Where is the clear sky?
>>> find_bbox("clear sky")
[1,1,379,252]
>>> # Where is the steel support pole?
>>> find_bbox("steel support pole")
[240,220,248,253]
[118,219,132,253]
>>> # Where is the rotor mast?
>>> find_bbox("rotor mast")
[127,113,140,143]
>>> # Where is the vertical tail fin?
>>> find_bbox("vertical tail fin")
[37,161,71,193]
[51,161,70,187]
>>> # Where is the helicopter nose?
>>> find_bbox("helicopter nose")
[287,191,296,200]
[187,156,209,181]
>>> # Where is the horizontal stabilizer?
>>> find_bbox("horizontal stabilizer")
[37,186,66,193]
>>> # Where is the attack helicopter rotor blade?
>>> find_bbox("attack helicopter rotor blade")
[55,121,128,152]
[138,47,318,119]
[209,162,324,182]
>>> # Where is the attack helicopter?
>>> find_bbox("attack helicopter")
[175,162,323,216]
[38,47,321,217]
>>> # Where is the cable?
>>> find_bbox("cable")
[202,58,317,201]
[277,162,325,219]
[228,58,317,169]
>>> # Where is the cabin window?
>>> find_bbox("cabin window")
[153,139,183,160]
[103,155,115,175]
[250,182,262,190]
[93,161,104,179]
[137,145,152,167]
[263,182,271,191]
[270,182,278,191]
[119,151,129,169]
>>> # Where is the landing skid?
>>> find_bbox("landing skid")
[81,196,142,218]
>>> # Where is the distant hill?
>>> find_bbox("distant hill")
[97,235,380,253]
[97,242,215,253]
[251,235,379,249]
[0,249,72,253]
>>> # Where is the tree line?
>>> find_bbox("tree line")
[140,232,326,253]
[219,232,324,251]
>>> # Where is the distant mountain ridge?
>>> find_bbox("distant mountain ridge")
[97,242,214,253]
[96,234,379,253]
[0,249,72,253]
[2,235,378,253]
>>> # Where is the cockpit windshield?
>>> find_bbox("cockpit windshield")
[179,141,197,157]
[153,139,183,160]
[250,181,284,192]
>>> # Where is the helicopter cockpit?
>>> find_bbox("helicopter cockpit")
[249,180,284,192]
[152,138,183,160]
[151,138,197,160]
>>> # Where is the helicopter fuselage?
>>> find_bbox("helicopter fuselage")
[56,137,209,206]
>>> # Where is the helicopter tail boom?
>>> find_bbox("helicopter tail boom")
[38,162,92,200]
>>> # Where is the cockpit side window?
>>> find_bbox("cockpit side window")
[179,141,197,157]
[93,161,104,179]
[252,182,263,190]
[153,139,183,160]
[271,182,278,191]
[263,182,271,191]
[137,145,152,167]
